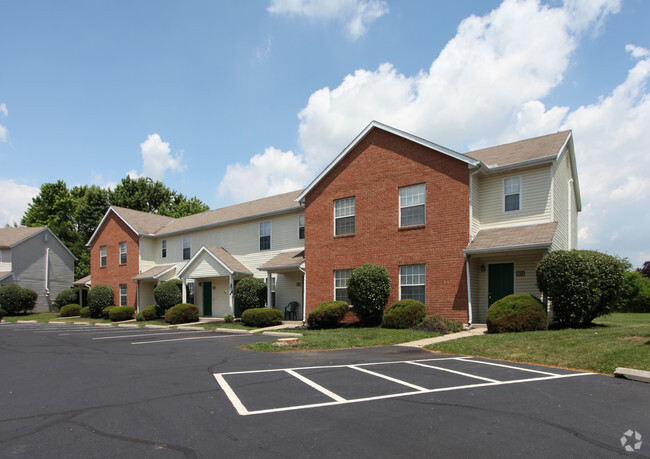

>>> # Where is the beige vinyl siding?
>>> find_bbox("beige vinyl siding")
[470,172,481,237]
[476,166,552,230]
[139,284,156,309]
[274,272,304,320]
[198,277,230,317]
[469,250,547,323]
[139,238,157,273]
[183,254,232,278]
[551,150,578,251]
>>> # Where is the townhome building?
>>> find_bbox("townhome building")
[297,121,580,324]
[87,190,305,319]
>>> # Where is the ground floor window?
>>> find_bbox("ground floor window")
[399,264,426,304]
[119,284,128,306]
[334,269,352,303]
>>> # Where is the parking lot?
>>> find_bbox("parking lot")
[1,322,648,458]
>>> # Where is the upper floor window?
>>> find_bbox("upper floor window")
[260,221,271,250]
[119,242,127,264]
[504,176,521,212]
[100,246,107,267]
[399,183,426,227]
[161,240,167,258]
[182,236,191,260]
[334,269,353,304]
[334,197,355,236]
[400,264,426,304]
[298,215,305,240]
[119,284,127,306]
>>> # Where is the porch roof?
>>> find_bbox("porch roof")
[259,250,305,271]
[0,270,13,282]
[73,274,91,286]
[132,264,176,281]
[464,222,558,255]
[177,245,252,278]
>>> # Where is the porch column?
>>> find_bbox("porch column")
[228,274,234,314]
[182,278,187,303]
[267,271,272,308]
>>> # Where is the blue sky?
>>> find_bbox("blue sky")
[1,0,649,267]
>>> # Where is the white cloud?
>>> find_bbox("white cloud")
[0,103,7,117]
[0,179,39,226]
[130,134,185,181]
[0,102,8,143]
[268,0,388,39]
[217,147,312,202]
[253,36,273,64]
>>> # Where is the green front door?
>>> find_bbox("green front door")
[203,281,212,316]
[488,263,514,307]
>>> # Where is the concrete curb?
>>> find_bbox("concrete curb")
[396,326,487,348]
[260,331,303,338]
[614,368,650,384]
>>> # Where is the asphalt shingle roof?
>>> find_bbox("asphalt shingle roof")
[465,222,558,253]
[465,131,570,168]
[0,227,45,248]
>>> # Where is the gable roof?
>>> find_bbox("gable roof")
[177,245,252,278]
[259,250,305,271]
[465,131,571,168]
[297,120,479,203]
[0,227,47,248]
[131,264,176,281]
[464,222,558,255]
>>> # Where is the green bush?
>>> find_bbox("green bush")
[88,285,114,318]
[307,301,348,328]
[0,307,6,320]
[165,303,200,324]
[53,287,88,311]
[618,271,650,313]
[382,299,426,329]
[233,277,267,311]
[224,313,234,323]
[79,306,91,318]
[537,250,628,326]
[241,308,282,327]
[109,306,135,322]
[412,314,463,334]
[154,279,183,314]
[102,306,116,319]
[135,312,145,322]
[60,304,81,317]
[0,284,38,314]
[142,305,159,320]
[486,294,547,333]
[348,264,391,325]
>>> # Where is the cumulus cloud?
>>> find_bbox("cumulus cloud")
[217,147,312,202]
[0,179,39,226]
[129,134,185,181]
[0,103,8,143]
[268,0,388,39]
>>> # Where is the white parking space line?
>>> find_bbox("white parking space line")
[213,374,250,416]
[285,369,347,403]
[407,361,500,383]
[348,365,428,391]
[131,334,241,345]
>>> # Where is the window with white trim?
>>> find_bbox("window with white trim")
[298,215,305,240]
[161,240,167,258]
[260,221,271,250]
[504,176,521,212]
[119,242,127,264]
[334,197,355,236]
[100,246,107,267]
[119,284,127,306]
[182,236,191,260]
[399,264,426,304]
[399,183,426,227]
[334,269,353,303]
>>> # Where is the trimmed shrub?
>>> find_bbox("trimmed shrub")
[382,299,426,329]
[0,284,38,314]
[224,313,234,323]
[486,294,547,333]
[142,305,159,321]
[234,277,267,311]
[537,250,628,326]
[135,312,145,322]
[53,287,87,311]
[109,306,136,322]
[241,308,282,327]
[412,314,463,334]
[165,303,200,324]
[79,306,91,318]
[88,285,114,318]
[618,271,650,313]
[154,279,182,314]
[307,301,348,328]
[348,264,391,325]
[60,304,81,317]
[0,307,6,320]
[102,306,116,319]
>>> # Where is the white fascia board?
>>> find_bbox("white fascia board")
[177,246,234,278]
[463,242,551,256]
[296,120,479,203]
[153,264,177,279]
[86,207,141,247]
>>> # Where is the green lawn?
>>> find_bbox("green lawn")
[2,312,62,323]
[425,313,650,375]
[244,327,440,352]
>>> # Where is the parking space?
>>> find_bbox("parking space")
[214,357,592,416]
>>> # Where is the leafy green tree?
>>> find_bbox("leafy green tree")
[637,261,650,278]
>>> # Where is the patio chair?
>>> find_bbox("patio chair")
[284,301,299,320]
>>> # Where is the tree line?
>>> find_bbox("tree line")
[20,176,209,279]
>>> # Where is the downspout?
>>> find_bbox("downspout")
[464,253,472,327]
[568,178,574,250]
[299,264,306,325]
[45,248,51,311]
[466,167,481,327]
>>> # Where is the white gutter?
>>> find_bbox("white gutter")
[463,241,552,256]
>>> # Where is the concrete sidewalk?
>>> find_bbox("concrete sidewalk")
[396,325,487,348]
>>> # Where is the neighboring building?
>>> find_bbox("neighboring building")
[0,227,76,312]
[87,190,306,319]
[297,121,580,324]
